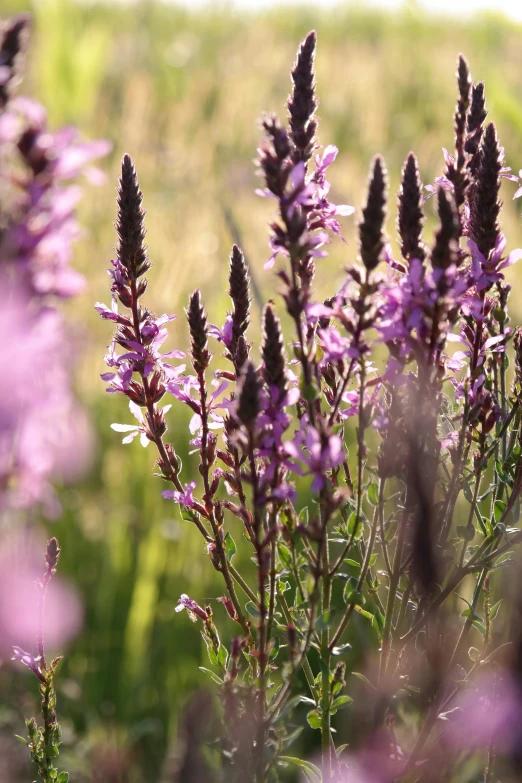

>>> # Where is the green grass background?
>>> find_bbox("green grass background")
[3,1,522,779]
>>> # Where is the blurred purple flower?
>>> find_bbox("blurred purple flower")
[0,531,82,659]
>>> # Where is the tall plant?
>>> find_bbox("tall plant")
[98,30,522,783]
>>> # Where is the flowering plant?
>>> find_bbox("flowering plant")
[93,25,522,783]
[1,15,107,782]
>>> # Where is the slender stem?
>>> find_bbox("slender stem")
[279,593,317,702]
[380,506,409,682]
[329,502,379,652]
[320,537,332,781]
[229,564,257,603]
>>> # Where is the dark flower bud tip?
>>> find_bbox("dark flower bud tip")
[116,154,151,281]
[187,289,211,375]
[262,303,287,396]
[469,122,502,259]
[431,188,459,269]
[465,81,487,174]
[359,155,388,272]
[0,15,30,109]
[45,537,61,573]
[398,152,425,264]
[287,30,318,164]
[236,361,261,427]
[228,244,251,353]
[457,54,472,104]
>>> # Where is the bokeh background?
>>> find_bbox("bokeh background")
[3,0,522,779]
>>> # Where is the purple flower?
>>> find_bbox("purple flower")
[0,97,110,300]
[111,401,154,446]
[162,481,197,507]
[11,646,46,682]
[257,123,352,270]
[284,416,345,492]
[468,233,522,290]
[318,325,362,363]
[445,670,522,752]
[175,593,207,621]
[209,315,234,348]
[168,377,229,435]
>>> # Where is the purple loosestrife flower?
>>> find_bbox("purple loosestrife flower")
[468,232,522,290]
[0,20,109,513]
[379,189,471,376]
[163,481,197,507]
[257,34,352,282]
[284,415,344,492]
[175,594,208,622]
[1,98,110,298]
[111,400,172,446]
[256,304,300,501]
[11,647,46,682]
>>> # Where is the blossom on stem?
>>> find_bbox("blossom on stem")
[284,416,344,492]
[11,647,46,682]
[162,481,197,507]
[175,594,207,622]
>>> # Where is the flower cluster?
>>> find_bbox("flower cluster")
[99,27,522,783]
[0,15,109,515]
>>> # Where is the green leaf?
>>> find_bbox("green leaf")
[316,610,336,632]
[269,635,280,660]
[494,500,507,524]
[367,482,379,505]
[199,667,223,685]
[344,558,361,569]
[354,605,374,622]
[331,695,353,710]
[306,709,322,730]
[224,532,236,563]
[461,608,483,623]
[490,600,502,621]
[14,735,28,746]
[245,601,260,618]
[495,460,507,484]
[347,512,363,540]
[217,644,228,668]
[457,524,475,542]
[343,585,365,607]
[301,378,320,403]
[332,643,352,656]
[277,579,290,594]
[278,544,292,570]
[279,757,321,783]
[57,774,70,783]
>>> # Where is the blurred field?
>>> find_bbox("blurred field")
[3,0,522,779]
